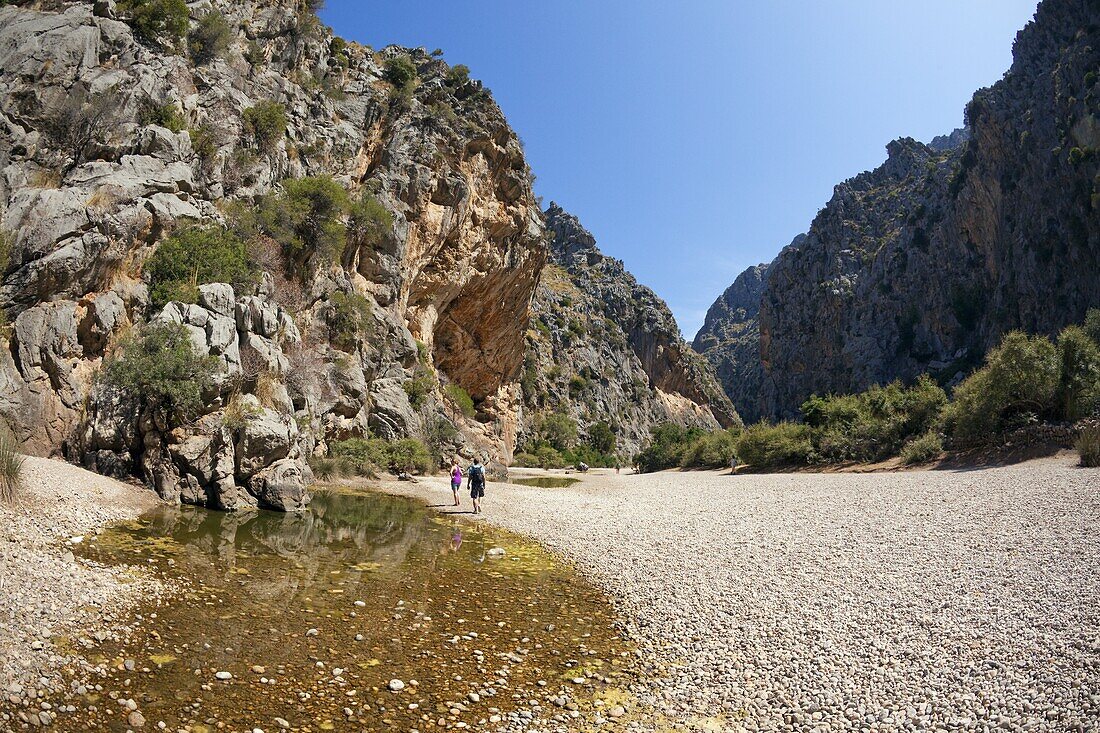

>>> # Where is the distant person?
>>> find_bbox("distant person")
[449,460,463,506]
[467,457,486,514]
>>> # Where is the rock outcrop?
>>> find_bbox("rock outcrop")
[0,0,543,507]
[521,204,739,457]
[701,0,1099,419]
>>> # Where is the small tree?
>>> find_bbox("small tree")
[328,291,372,350]
[145,226,252,307]
[538,413,577,452]
[1056,325,1100,420]
[242,100,288,152]
[119,0,189,48]
[139,98,186,133]
[190,10,234,64]
[102,322,220,422]
[347,192,392,251]
[384,55,418,90]
[948,331,1059,441]
[444,384,475,418]
[588,421,616,455]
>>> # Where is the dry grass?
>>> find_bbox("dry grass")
[1076,426,1100,467]
[0,428,25,502]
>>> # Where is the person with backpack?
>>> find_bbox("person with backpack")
[467,457,486,514]
[449,459,463,507]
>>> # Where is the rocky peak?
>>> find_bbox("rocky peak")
[521,204,738,458]
[700,0,1098,420]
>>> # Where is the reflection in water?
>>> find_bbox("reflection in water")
[42,490,637,732]
[511,477,581,489]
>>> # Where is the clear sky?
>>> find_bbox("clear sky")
[320,1,1040,338]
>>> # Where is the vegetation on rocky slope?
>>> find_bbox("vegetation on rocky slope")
[702,0,1099,421]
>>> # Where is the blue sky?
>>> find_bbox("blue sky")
[320,1,1040,338]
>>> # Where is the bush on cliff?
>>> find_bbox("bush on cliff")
[243,100,287,152]
[190,10,234,65]
[248,175,351,268]
[102,322,220,421]
[146,226,253,307]
[119,0,189,47]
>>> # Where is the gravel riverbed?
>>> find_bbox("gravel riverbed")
[384,455,1100,732]
[0,457,164,709]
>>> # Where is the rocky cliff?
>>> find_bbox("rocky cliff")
[522,204,739,458]
[701,0,1099,419]
[0,0,544,509]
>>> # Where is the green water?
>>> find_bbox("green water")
[42,490,639,732]
[511,477,581,489]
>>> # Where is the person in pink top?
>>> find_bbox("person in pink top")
[449,459,463,507]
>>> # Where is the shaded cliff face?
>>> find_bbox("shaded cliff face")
[704,0,1099,419]
[522,204,739,457]
[0,0,543,504]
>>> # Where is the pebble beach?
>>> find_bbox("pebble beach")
[387,455,1100,731]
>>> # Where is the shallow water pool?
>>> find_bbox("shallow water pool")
[38,489,639,731]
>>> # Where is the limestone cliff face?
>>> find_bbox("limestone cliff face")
[0,0,543,507]
[522,204,739,457]
[702,0,1099,419]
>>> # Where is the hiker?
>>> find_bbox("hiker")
[449,459,463,506]
[467,457,486,514]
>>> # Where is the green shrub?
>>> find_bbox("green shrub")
[189,123,221,164]
[634,423,702,473]
[389,438,434,474]
[245,40,266,67]
[422,415,459,464]
[534,445,566,469]
[1076,426,1100,467]
[331,438,390,474]
[1084,308,1100,346]
[139,99,185,133]
[403,372,434,409]
[587,421,616,455]
[947,331,1059,442]
[1056,325,1100,420]
[444,384,475,418]
[328,291,372,350]
[800,375,947,462]
[145,226,252,307]
[680,429,738,469]
[119,0,189,47]
[0,425,24,503]
[536,413,577,451]
[309,456,357,481]
[102,322,220,421]
[384,55,417,91]
[510,451,541,468]
[242,100,287,152]
[331,436,433,475]
[446,64,470,86]
[247,175,351,268]
[190,10,233,64]
[347,192,392,250]
[734,422,814,468]
[900,431,943,465]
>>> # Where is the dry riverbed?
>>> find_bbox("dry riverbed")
[0,457,166,718]
[385,456,1100,732]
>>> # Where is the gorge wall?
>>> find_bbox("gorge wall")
[0,0,732,508]
[522,204,739,458]
[699,0,1099,420]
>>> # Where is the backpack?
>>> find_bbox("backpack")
[469,464,485,486]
